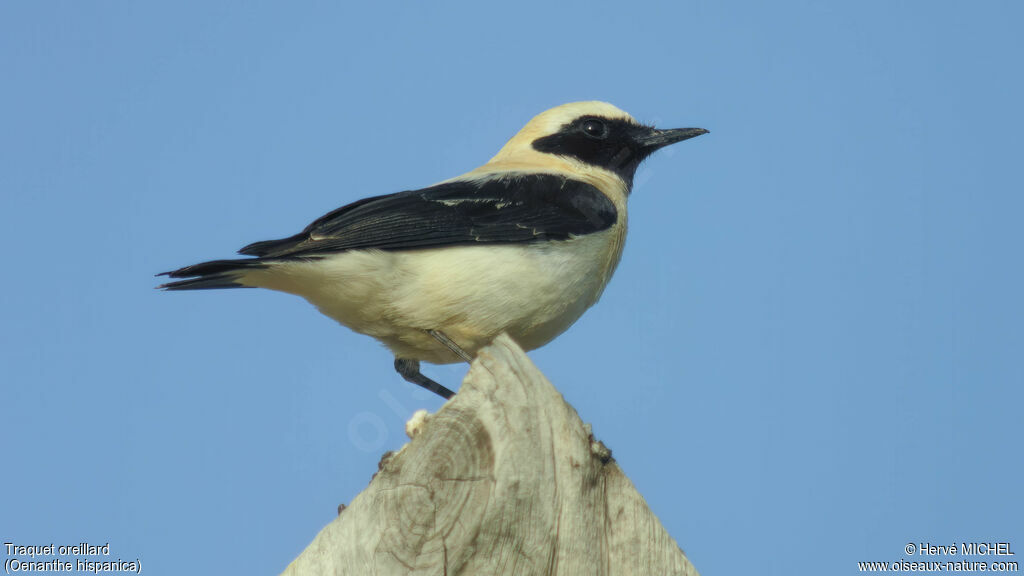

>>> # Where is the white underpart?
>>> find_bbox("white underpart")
[236,226,624,364]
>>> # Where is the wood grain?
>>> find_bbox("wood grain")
[282,334,700,576]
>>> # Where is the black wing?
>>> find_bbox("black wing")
[238,173,617,258]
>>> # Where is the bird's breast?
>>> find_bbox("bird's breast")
[252,219,627,364]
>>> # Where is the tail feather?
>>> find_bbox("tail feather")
[157,258,267,291]
[238,233,304,257]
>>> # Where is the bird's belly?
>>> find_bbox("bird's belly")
[258,230,622,363]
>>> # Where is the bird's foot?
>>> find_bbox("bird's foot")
[394,358,455,399]
[427,329,474,363]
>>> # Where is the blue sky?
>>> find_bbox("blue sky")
[2,1,1021,574]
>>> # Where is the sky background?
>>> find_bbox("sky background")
[2,1,1022,575]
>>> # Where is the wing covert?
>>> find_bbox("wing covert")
[238,174,617,258]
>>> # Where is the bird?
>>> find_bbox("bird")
[159,101,707,399]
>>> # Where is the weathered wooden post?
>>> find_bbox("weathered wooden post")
[282,334,700,576]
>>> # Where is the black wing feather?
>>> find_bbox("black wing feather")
[238,174,617,259]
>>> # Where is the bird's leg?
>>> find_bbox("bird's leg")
[427,329,474,363]
[394,358,454,399]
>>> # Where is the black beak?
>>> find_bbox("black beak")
[637,127,709,151]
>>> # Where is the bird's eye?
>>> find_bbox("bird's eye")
[581,118,608,139]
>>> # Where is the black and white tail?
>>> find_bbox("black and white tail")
[157,259,267,291]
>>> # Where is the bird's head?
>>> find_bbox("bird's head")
[486,101,707,186]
